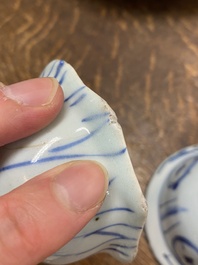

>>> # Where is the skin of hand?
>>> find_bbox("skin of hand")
[0,78,108,265]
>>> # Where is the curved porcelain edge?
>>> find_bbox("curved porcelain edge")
[145,145,198,265]
[0,60,147,264]
[41,60,147,264]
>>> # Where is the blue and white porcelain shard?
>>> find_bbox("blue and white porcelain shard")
[0,60,147,264]
[145,145,198,265]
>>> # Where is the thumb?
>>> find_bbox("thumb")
[0,161,108,265]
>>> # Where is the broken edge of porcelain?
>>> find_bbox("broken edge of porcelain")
[0,60,147,264]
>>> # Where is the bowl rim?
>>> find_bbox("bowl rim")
[145,145,198,265]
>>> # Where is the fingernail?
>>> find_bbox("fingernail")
[1,78,59,106]
[53,161,109,212]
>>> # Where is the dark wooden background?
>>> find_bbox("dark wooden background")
[0,0,198,264]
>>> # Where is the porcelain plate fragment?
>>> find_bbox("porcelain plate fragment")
[0,60,147,264]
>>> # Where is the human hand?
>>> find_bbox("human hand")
[0,78,108,265]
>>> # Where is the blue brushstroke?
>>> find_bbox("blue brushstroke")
[42,148,126,160]
[156,146,198,173]
[96,207,135,217]
[109,177,116,186]
[109,243,136,249]
[172,235,198,264]
[0,148,126,173]
[81,223,139,239]
[0,160,33,172]
[160,198,177,208]
[84,230,135,240]
[82,112,110,122]
[64,85,86,102]
[168,158,198,190]
[163,221,180,234]
[54,60,65,78]
[40,60,56,77]
[58,71,67,85]
[160,206,188,220]
[163,253,175,265]
[52,238,135,257]
[69,93,86,107]
[46,60,57,76]
[169,148,198,162]
[174,163,186,177]
[102,247,129,257]
[40,71,44,77]
[41,60,66,85]
[49,119,109,152]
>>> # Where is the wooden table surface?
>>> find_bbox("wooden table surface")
[0,0,198,264]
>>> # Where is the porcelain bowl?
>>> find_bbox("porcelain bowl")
[146,145,198,265]
[0,60,147,264]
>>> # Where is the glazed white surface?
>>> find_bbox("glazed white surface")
[146,145,198,265]
[0,60,147,264]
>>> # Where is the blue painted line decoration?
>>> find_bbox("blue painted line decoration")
[167,157,198,190]
[0,60,147,265]
[160,206,188,221]
[156,145,198,174]
[172,236,198,265]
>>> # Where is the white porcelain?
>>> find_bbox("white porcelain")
[146,145,198,265]
[0,60,147,264]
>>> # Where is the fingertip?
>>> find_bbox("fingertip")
[52,160,109,213]
[1,77,62,107]
[0,78,64,145]
[0,161,108,264]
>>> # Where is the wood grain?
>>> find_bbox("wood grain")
[0,0,198,264]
